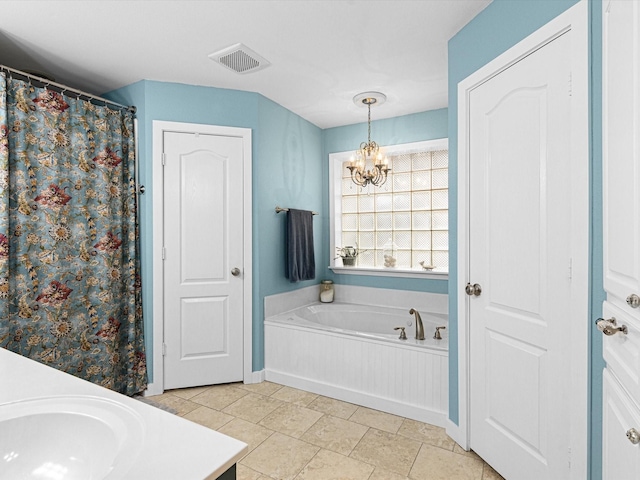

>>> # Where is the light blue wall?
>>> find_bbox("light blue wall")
[322,109,449,294]
[254,95,323,368]
[447,0,605,478]
[105,80,323,375]
[590,2,605,475]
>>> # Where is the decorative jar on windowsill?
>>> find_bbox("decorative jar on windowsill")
[383,239,398,268]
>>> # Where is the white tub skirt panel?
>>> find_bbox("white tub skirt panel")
[264,321,448,427]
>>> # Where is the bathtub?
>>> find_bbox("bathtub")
[264,302,448,427]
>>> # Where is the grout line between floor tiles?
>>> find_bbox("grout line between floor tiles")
[292,447,321,480]
[300,411,326,440]
[405,440,423,480]
[347,425,370,461]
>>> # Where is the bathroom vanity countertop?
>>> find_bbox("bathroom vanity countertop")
[0,347,248,479]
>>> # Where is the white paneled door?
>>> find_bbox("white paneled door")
[603,0,640,311]
[602,1,640,478]
[468,32,575,479]
[163,131,244,390]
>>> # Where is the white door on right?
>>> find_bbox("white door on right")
[602,0,640,478]
[468,31,574,479]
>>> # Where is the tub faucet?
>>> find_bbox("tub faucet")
[409,308,425,340]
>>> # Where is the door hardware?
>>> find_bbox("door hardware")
[231,267,241,277]
[595,317,628,336]
[626,428,640,445]
[626,294,640,308]
[465,283,482,296]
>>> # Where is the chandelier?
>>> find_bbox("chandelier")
[346,92,390,188]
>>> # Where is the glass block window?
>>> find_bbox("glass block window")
[336,142,448,272]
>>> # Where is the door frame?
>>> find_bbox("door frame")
[452,1,589,477]
[148,120,253,395]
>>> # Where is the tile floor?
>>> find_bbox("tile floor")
[151,381,505,480]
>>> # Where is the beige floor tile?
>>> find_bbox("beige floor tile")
[270,385,319,406]
[398,418,455,451]
[296,448,374,480]
[148,392,200,416]
[369,467,410,480]
[241,432,319,480]
[158,381,498,480]
[349,428,421,477]
[236,381,283,396]
[482,462,505,480]
[168,385,212,400]
[349,406,404,434]
[300,414,369,456]
[236,463,263,480]
[182,405,234,430]
[306,395,359,419]
[191,384,248,410]
[223,393,284,423]
[218,418,274,453]
[410,444,484,480]
[258,403,324,438]
[453,444,482,461]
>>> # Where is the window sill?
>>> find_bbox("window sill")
[329,266,448,280]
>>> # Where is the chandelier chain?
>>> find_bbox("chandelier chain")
[367,103,372,145]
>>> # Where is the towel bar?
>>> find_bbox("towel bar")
[275,206,318,215]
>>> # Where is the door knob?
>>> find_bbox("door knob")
[626,294,640,308]
[465,283,482,296]
[626,428,640,445]
[595,317,628,336]
[231,267,241,277]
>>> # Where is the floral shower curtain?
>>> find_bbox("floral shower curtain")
[0,73,146,395]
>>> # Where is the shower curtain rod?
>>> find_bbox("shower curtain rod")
[0,64,136,114]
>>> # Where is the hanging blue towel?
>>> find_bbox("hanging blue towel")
[285,209,315,282]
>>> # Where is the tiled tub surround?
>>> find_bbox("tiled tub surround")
[264,286,448,427]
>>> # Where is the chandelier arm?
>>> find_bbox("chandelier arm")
[350,167,367,187]
[372,164,390,187]
[373,166,383,184]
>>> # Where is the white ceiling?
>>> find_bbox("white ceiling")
[0,0,491,129]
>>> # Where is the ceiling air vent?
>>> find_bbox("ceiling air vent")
[208,43,271,74]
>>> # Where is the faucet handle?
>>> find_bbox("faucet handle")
[433,326,446,340]
[394,326,407,340]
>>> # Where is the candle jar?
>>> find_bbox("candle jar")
[383,239,398,268]
[319,280,334,303]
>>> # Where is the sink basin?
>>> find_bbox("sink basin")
[0,395,145,480]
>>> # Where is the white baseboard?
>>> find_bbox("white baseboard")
[245,369,265,384]
[266,369,447,428]
[143,381,163,397]
[142,370,265,395]
[445,419,468,450]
